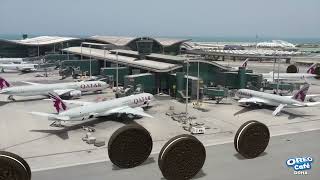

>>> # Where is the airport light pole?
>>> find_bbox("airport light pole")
[272,58,276,82]
[104,46,107,68]
[61,42,64,55]
[197,59,200,102]
[89,45,92,78]
[67,42,69,60]
[116,50,119,89]
[185,58,189,116]
[37,40,40,57]
[276,56,280,94]
[80,43,83,60]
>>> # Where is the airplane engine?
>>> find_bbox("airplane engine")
[69,90,82,99]
[286,64,299,73]
[142,100,152,107]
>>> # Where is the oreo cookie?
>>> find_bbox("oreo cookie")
[0,151,31,180]
[108,124,153,168]
[234,121,270,159]
[158,134,206,180]
[233,120,259,153]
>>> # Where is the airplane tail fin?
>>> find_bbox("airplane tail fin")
[241,58,249,68]
[0,77,10,90]
[48,92,68,113]
[292,83,310,102]
[306,63,317,74]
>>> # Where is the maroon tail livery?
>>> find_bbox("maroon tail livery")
[48,92,67,113]
[307,63,317,74]
[292,84,310,102]
[0,77,10,90]
[241,58,249,68]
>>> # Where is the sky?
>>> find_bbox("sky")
[0,0,319,38]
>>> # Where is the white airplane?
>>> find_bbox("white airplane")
[0,77,108,101]
[31,92,154,127]
[0,58,24,64]
[236,83,320,116]
[262,63,317,82]
[0,63,38,73]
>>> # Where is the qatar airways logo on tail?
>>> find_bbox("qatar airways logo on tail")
[307,64,316,74]
[242,61,248,68]
[80,83,102,89]
[48,93,67,113]
[0,78,10,90]
[134,96,151,104]
[293,86,309,102]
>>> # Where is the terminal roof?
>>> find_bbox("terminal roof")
[0,36,79,46]
[110,49,187,63]
[62,47,183,73]
[89,36,190,47]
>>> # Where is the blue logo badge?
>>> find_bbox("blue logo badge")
[286,156,313,175]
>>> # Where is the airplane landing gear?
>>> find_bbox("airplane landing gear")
[50,121,64,127]
[8,95,16,101]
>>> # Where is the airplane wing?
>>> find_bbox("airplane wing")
[303,102,320,107]
[101,106,153,118]
[21,81,40,85]
[238,97,268,105]
[305,94,320,98]
[19,67,36,72]
[30,112,71,121]
[272,104,287,116]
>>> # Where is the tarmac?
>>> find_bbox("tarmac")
[32,130,320,180]
[0,61,320,175]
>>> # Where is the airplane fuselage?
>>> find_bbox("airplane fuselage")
[0,81,108,96]
[57,93,153,121]
[237,89,303,107]
[263,72,316,82]
[0,63,37,72]
[0,58,23,64]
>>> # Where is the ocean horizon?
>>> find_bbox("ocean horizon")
[0,34,319,44]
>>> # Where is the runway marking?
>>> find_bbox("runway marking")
[32,127,320,172]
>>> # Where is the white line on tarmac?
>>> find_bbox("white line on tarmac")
[32,127,320,172]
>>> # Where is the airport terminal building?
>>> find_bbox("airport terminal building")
[0,35,190,58]
[0,36,82,58]
[86,36,191,55]
[0,35,262,99]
